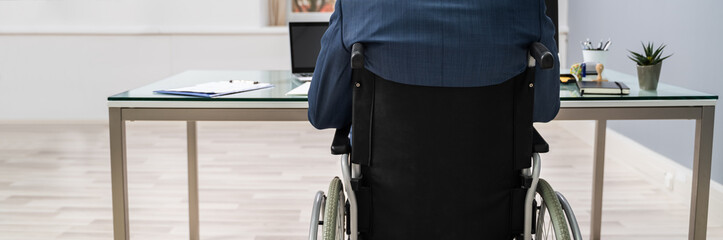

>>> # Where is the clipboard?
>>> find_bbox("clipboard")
[155,80,273,98]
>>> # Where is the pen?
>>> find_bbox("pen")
[585,38,592,50]
[229,80,259,84]
[603,39,611,51]
[581,38,611,51]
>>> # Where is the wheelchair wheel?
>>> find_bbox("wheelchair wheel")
[535,179,570,240]
[323,177,346,240]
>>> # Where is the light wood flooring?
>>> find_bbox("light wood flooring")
[0,121,721,239]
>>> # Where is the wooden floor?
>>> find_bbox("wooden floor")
[0,121,721,239]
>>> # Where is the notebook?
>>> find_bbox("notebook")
[576,80,630,95]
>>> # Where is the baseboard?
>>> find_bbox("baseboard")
[0,119,108,125]
[548,120,723,224]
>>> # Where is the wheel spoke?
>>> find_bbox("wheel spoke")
[545,217,553,239]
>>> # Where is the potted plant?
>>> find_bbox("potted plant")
[628,42,672,90]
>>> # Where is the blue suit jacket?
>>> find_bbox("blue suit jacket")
[308,0,560,129]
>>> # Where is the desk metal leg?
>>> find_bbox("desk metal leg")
[109,108,130,240]
[590,119,606,240]
[689,106,714,240]
[187,121,200,240]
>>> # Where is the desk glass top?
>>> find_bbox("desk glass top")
[560,70,717,101]
[109,70,308,102]
[108,70,717,102]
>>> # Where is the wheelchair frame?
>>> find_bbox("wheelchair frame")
[309,42,582,240]
[311,152,582,240]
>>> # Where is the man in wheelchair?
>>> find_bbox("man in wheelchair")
[306,1,581,239]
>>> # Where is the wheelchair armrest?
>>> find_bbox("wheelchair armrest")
[530,42,554,70]
[331,125,352,155]
[533,127,549,153]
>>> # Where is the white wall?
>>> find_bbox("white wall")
[0,0,265,30]
[558,0,569,68]
[0,32,289,121]
[0,0,290,121]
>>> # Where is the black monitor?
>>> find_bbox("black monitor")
[288,22,330,74]
[545,0,559,50]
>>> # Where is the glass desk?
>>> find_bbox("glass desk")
[553,70,716,240]
[108,70,717,240]
[109,70,310,111]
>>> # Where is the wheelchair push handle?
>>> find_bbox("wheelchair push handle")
[530,42,554,69]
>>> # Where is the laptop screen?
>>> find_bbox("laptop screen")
[289,22,329,74]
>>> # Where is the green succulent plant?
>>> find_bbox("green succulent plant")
[628,42,673,66]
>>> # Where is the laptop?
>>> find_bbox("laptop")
[289,21,329,82]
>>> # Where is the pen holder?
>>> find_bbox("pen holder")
[582,50,608,65]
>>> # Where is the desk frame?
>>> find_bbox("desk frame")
[108,101,714,240]
[554,104,715,240]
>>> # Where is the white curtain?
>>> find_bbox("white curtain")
[268,0,287,26]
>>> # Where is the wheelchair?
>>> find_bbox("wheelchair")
[309,42,582,240]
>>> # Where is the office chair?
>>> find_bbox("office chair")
[308,42,582,240]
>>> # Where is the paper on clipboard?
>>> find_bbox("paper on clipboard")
[154,80,273,98]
